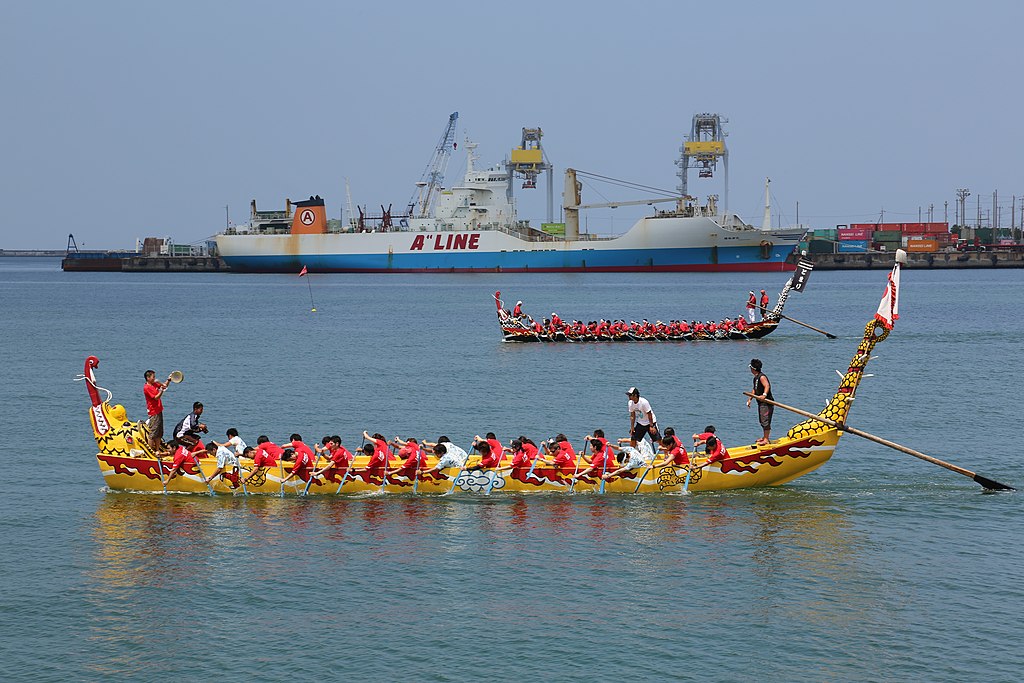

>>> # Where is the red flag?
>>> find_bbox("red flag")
[874,262,901,330]
[298,266,308,277]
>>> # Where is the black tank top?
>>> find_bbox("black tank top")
[753,372,774,401]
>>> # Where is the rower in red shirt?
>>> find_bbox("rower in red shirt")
[280,433,316,484]
[536,434,576,473]
[704,435,729,464]
[388,437,426,478]
[311,436,354,481]
[568,430,617,482]
[164,442,210,486]
[470,432,504,468]
[363,431,396,463]
[656,434,690,467]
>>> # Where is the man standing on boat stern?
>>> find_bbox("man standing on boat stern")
[627,387,659,454]
[746,359,773,445]
[142,370,172,450]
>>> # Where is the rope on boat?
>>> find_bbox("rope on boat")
[73,373,112,402]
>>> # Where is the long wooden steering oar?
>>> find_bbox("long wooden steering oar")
[769,312,837,339]
[744,393,1015,491]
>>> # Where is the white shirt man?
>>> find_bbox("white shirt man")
[626,387,659,448]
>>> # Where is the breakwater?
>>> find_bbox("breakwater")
[793,250,1024,270]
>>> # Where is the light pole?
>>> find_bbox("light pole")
[956,188,970,231]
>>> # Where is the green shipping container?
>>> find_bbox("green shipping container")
[875,230,902,240]
[812,229,838,240]
[808,239,835,254]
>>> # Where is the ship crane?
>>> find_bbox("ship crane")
[562,168,683,239]
[407,112,459,219]
[507,127,555,223]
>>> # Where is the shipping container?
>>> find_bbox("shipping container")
[808,239,835,254]
[925,222,949,233]
[874,230,902,240]
[905,239,939,252]
[849,223,879,231]
[811,229,838,240]
[837,240,870,252]
[902,222,930,234]
[838,227,873,240]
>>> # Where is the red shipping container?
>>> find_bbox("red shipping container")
[849,223,877,231]
[838,227,873,240]
[924,222,949,234]
[903,222,929,234]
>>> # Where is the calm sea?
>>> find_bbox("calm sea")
[1,257,1021,682]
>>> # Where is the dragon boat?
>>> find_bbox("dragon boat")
[494,260,814,343]
[84,260,901,496]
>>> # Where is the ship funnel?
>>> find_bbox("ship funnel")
[290,196,327,235]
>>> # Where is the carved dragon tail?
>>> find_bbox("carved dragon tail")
[786,259,902,441]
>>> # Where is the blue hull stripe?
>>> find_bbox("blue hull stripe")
[222,245,795,272]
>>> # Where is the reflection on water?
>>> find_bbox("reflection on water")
[85,488,888,678]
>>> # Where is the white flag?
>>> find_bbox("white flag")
[874,263,901,329]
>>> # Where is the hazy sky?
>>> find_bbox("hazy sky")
[3,0,1022,249]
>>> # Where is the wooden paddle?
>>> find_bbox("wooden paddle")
[769,312,837,339]
[445,443,476,495]
[567,436,587,494]
[744,392,1015,491]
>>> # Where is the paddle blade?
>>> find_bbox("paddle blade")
[168,371,184,383]
[973,474,1016,491]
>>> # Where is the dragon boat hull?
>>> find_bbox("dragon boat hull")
[498,321,778,343]
[94,429,839,496]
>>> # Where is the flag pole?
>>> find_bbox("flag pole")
[299,265,316,312]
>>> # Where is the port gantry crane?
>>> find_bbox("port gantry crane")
[507,127,555,223]
[676,113,729,213]
[407,111,460,219]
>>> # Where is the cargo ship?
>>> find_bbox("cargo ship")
[216,118,805,273]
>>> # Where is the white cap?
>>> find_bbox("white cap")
[626,386,638,396]
[516,300,522,305]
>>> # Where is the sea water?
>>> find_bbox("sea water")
[0,258,1021,682]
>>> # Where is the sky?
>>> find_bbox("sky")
[2,0,1023,249]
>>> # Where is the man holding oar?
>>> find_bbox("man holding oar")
[746,358,774,445]
[568,430,616,483]
[419,438,469,479]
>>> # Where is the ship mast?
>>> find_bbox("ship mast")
[762,177,772,230]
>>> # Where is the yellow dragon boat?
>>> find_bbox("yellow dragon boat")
[85,263,902,496]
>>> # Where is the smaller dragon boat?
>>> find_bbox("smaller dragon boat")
[83,260,899,496]
[494,260,814,343]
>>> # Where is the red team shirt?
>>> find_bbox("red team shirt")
[171,444,196,469]
[397,443,424,470]
[588,438,615,473]
[329,445,354,468]
[143,383,163,416]
[289,440,316,473]
[253,442,283,467]
[553,441,576,469]
[479,438,503,468]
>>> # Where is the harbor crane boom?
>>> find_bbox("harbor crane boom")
[408,112,459,219]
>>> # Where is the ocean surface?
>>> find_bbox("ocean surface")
[1,257,1022,682]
